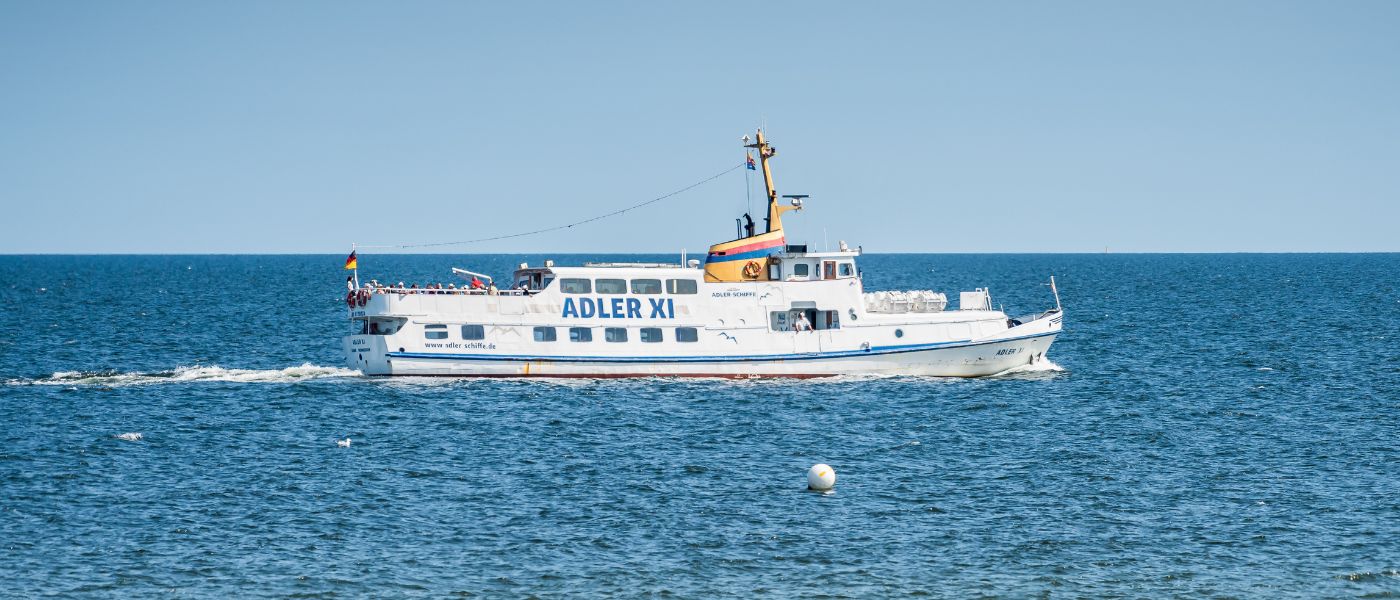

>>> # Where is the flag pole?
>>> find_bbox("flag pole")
[352,242,360,290]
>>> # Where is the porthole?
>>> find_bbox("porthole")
[895,329,904,338]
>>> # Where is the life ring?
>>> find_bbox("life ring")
[345,291,357,307]
[741,260,762,278]
[357,289,370,307]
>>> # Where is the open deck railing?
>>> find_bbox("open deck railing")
[355,286,533,297]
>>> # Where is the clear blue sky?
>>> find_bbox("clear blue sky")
[2,1,1397,253]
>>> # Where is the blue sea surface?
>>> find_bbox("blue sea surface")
[3,253,1398,597]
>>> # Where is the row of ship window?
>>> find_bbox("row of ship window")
[425,324,700,343]
[557,278,697,295]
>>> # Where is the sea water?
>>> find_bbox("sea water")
[2,253,1397,597]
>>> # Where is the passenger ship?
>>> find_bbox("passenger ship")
[342,130,1063,378]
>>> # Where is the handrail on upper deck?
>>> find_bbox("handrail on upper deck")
[359,286,532,297]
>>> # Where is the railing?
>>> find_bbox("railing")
[353,286,535,297]
[1011,308,1062,325]
[582,262,682,268]
[863,290,948,313]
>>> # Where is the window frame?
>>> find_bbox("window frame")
[424,324,449,340]
[666,279,699,294]
[605,327,628,343]
[630,279,663,294]
[569,327,592,342]
[533,326,558,342]
[461,324,485,340]
[675,327,699,342]
[640,327,663,343]
[595,279,627,294]
[559,278,592,294]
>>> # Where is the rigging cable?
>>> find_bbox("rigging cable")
[357,162,745,250]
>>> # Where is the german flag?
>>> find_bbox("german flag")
[344,250,358,270]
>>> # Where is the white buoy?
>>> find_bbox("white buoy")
[807,463,836,491]
[337,438,351,448]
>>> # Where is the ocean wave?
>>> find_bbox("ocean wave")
[10,364,362,387]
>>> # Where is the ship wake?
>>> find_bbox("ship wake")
[9,364,362,387]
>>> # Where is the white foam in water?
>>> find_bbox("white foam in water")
[991,356,1066,377]
[115,432,143,442]
[12,364,362,387]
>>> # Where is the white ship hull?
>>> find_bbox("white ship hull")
[346,328,1057,378]
[342,270,1062,379]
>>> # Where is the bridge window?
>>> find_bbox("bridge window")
[630,279,662,294]
[839,263,854,277]
[675,327,699,342]
[424,324,448,340]
[569,327,592,342]
[793,263,809,277]
[640,327,663,343]
[560,278,591,294]
[533,326,557,342]
[605,327,628,343]
[595,279,626,294]
[666,279,698,294]
[461,325,485,340]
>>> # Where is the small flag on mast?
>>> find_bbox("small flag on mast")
[344,250,358,270]
[746,153,756,170]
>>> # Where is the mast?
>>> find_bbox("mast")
[746,130,780,233]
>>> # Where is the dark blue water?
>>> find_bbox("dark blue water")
[3,254,1398,597]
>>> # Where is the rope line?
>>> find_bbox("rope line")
[358,163,745,250]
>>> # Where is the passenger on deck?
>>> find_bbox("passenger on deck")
[470,276,485,290]
[794,312,812,332]
[346,276,354,292]
[487,282,498,295]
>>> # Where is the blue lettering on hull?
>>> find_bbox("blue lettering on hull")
[560,296,676,319]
